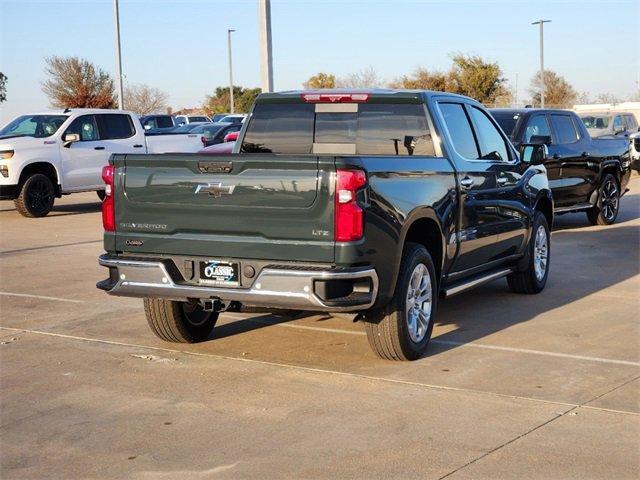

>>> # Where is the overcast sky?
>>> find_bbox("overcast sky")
[1,0,638,122]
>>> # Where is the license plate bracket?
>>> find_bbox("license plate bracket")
[199,260,239,286]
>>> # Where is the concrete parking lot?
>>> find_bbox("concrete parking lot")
[1,178,639,479]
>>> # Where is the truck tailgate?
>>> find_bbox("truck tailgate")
[112,154,335,262]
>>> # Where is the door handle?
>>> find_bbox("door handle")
[496,176,508,185]
[94,146,105,150]
[459,177,474,189]
[133,144,143,148]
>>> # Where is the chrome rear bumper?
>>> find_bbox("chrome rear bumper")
[97,254,378,312]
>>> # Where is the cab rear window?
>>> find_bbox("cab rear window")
[241,102,435,156]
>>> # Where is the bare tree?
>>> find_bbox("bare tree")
[0,72,7,103]
[529,70,577,108]
[124,83,169,115]
[42,56,115,108]
[337,67,385,88]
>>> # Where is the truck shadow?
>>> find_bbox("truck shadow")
[50,201,102,216]
[211,202,639,360]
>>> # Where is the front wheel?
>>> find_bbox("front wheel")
[364,243,437,361]
[14,173,55,218]
[586,174,619,225]
[143,298,218,343]
[507,211,550,294]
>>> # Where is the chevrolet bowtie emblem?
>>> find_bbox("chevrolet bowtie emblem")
[195,183,236,198]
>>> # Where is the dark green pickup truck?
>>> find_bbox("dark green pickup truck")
[98,90,553,360]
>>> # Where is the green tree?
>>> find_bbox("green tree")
[448,54,508,105]
[0,72,7,103]
[529,70,577,108]
[42,56,116,108]
[303,72,336,89]
[203,86,261,115]
[390,68,451,91]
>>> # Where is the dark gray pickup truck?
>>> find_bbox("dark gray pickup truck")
[98,90,553,360]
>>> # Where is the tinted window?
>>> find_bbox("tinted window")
[580,115,609,129]
[439,103,478,159]
[624,115,637,130]
[241,103,315,153]
[65,115,99,141]
[468,107,509,161]
[99,114,135,139]
[524,115,552,143]
[490,111,520,138]
[551,115,579,144]
[315,112,357,144]
[356,104,435,156]
[156,116,174,128]
[188,116,209,123]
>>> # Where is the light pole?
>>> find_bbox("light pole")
[258,0,274,92]
[227,29,235,114]
[113,0,124,109]
[532,19,551,108]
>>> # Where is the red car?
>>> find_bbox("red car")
[198,131,238,154]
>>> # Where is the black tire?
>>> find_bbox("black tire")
[97,190,106,201]
[507,211,550,294]
[14,173,55,218]
[143,298,218,343]
[586,174,620,225]
[364,243,437,361]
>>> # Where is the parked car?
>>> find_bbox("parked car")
[211,113,230,122]
[175,114,211,125]
[490,108,631,225]
[191,122,242,147]
[630,131,640,173]
[218,114,246,124]
[97,89,553,361]
[139,114,175,130]
[578,112,639,139]
[0,109,203,217]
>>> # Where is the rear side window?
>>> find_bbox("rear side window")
[156,116,174,128]
[241,103,315,154]
[99,114,135,139]
[439,103,478,159]
[550,114,579,144]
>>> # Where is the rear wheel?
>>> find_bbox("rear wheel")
[143,298,218,343]
[14,173,55,218]
[507,211,550,294]
[586,174,619,225]
[364,243,437,361]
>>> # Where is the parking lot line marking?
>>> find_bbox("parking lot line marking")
[230,316,640,367]
[0,292,85,304]
[2,325,638,417]
[0,239,102,256]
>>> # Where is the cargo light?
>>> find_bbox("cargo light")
[101,165,115,232]
[301,93,370,103]
[335,169,366,242]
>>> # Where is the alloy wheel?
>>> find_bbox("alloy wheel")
[405,263,433,343]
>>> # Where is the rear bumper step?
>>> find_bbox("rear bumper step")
[97,254,378,312]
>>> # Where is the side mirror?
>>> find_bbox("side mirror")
[403,135,417,155]
[520,143,548,165]
[63,133,80,148]
[144,124,151,130]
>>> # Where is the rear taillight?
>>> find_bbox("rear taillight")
[335,169,366,242]
[302,93,370,103]
[102,165,115,232]
[224,131,239,142]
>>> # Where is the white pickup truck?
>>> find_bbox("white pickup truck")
[0,109,203,217]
